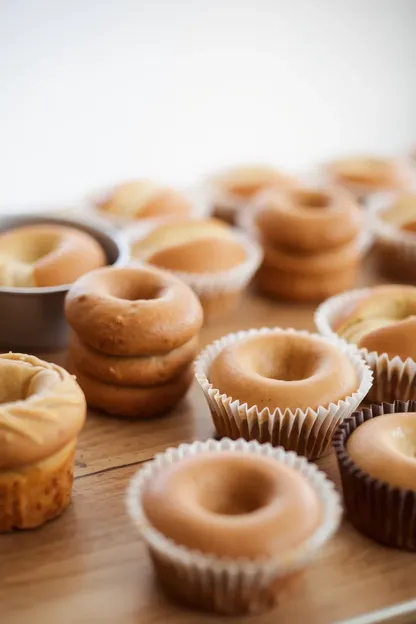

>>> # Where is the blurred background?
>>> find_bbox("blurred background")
[1,0,415,207]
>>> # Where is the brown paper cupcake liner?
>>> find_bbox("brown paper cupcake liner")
[315,288,416,403]
[333,400,416,550]
[126,438,342,615]
[195,328,373,459]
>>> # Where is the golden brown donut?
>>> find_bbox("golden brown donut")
[65,265,203,356]
[209,330,358,412]
[72,362,193,418]
[334,285,416,359]
[378,194,416,233]
[96,180,192,219]
[0,353,86,531]
[328,156,407,195]
[261,237,358,276]
[255,186,362,252]
[142,451,321,559]
[211,165,298,223]
[347,412,416,491]
[0,224,106,288]
[256,265,357,302]
[131,218,247,273]
[69,331,199,386]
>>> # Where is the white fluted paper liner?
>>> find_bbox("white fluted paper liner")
[82,184,212,230]
[237,198,373,257]
[194,328,372,459]
[126,437,342,615]
[367,190,416,268]
[128,228,263,298]
[315,288,416,403]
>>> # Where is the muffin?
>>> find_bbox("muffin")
[130,218,262,321]
[0,353,86,531]
[247,185,363,302]
[0,224,106,288]
[369,192,416,279]
[209,164,297,224]
[195,327,372,458]
[326,155,411,203]
[334,401,416,550]
[315,285,416,403]
[126,438,342,615]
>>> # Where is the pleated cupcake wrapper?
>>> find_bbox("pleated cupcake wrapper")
[333,400,416,550]
[83,184,212,230]
[128,230,263,297]
[126,438,342,615]
[237,201,373,257]
[367,190,416,269]
[315,289,416,403]
[194,328,373,459]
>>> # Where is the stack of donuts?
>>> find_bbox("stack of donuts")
[65,264,203,418]
[251,186,363,302]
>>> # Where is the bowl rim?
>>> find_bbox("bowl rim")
[0,213,130,294]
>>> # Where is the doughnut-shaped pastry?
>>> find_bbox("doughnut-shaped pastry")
[72,363,193,418]
[209,330,358,412]
[346,412,416,491]
[0,353,86,531]
[0,224,106,288]
[131,218,247,273]
[327,156,407,195]
[262,237,358,276]
[141,451,322,559]
[255,186,362,252]
[256,265,357,302]
[65,265,203,356]
[96,179,191,219]
[69,331,199,386]
[334,285,416,359]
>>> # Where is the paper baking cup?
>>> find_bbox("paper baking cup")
[315,288,416,403]
[126,437,342,615]
[83,184,211,230]
[194,328,372,459]
[127,229,262,319]
[237,200,373,257]
[367,190,416,275]
[333,400,416,550]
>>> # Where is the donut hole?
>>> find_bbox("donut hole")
[196,465,276,516]
[296,190,330,209]
[110,281,164,302]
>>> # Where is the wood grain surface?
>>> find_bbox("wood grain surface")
[1,253,416,624]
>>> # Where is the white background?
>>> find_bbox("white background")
[1,0,415,208]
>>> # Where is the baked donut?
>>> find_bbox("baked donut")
[334,285,416,360]
[327,156,408,197]
[72,363,193,418]
[96,180,192,219]
[142,451,321,559]
[131,218,247,272]
[65,265,203,356]
[208,330,358,413]
[0,353,86,531]
[378,194,416,232]
[211,165,297,224]
[0,224,106,288]
[69,331,199,386]
[256,265,357,303]
[255,186,362,252]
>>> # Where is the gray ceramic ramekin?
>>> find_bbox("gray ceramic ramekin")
[0,213,129,351]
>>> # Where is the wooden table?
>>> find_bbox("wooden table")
[2,256,416,624]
